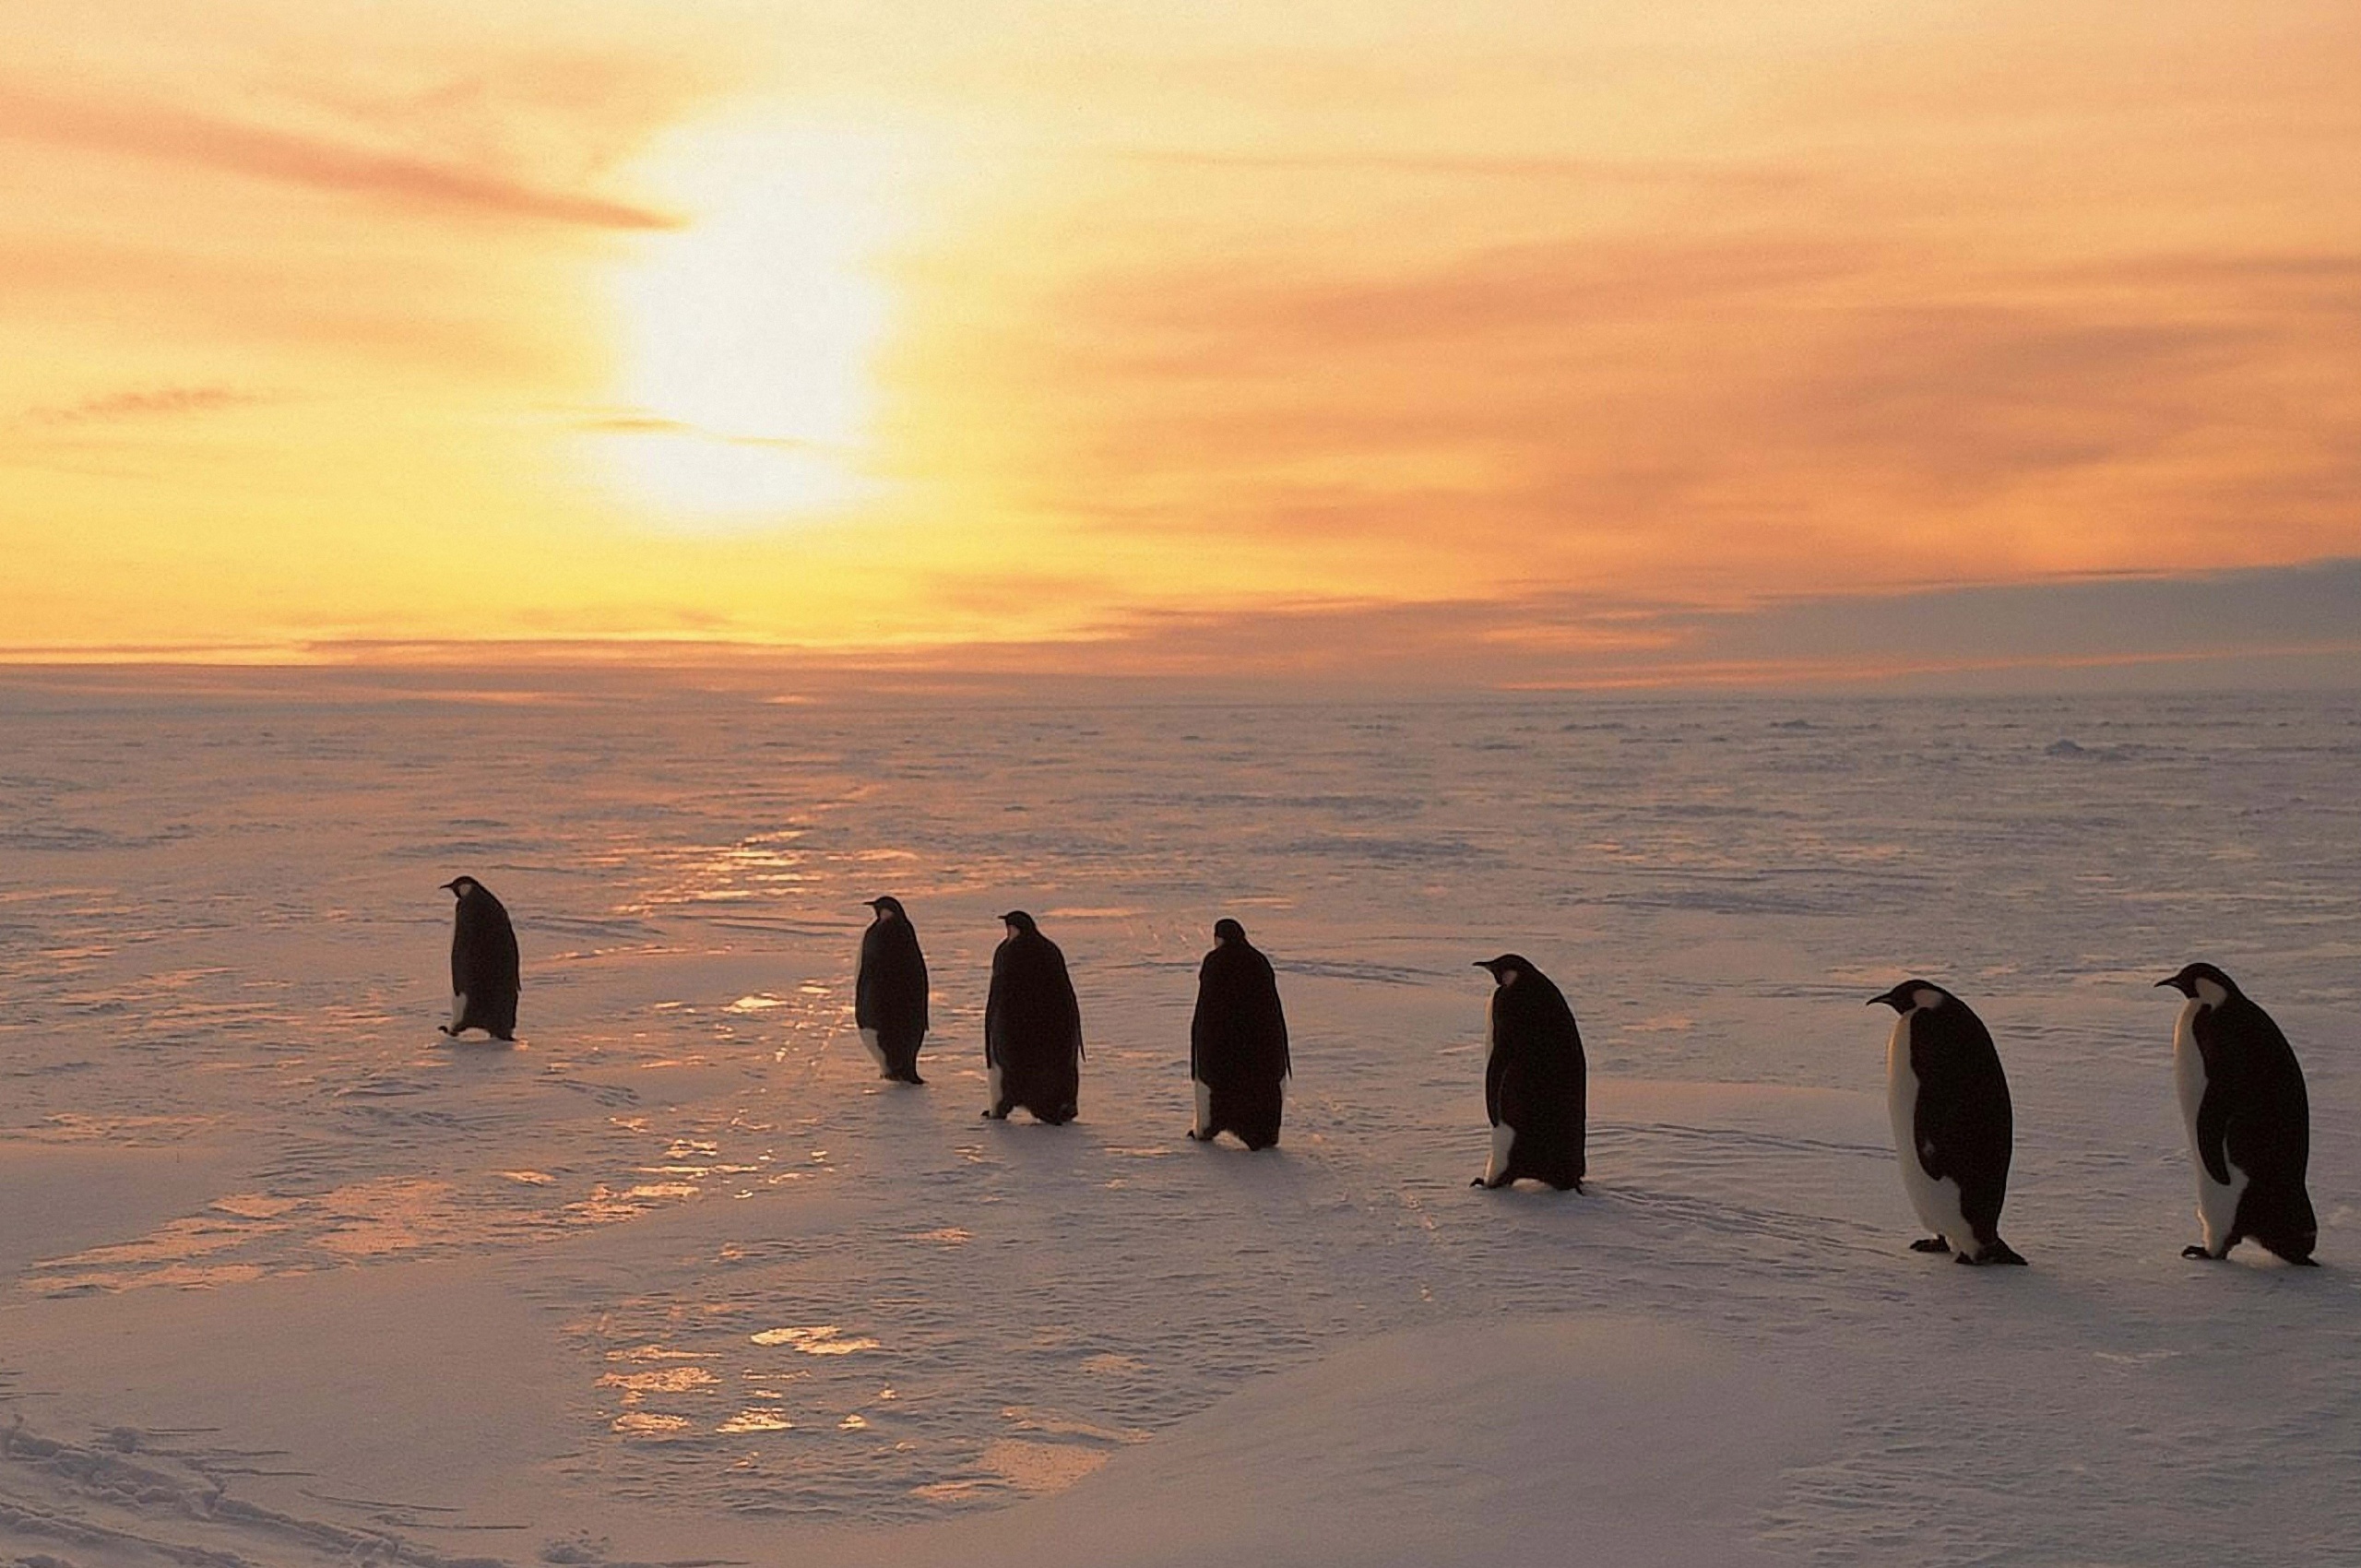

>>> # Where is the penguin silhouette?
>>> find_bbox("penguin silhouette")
[439,876,518,1041]
[983,911,1083,1123]
[1188,919,1290,1150]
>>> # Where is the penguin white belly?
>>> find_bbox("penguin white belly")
[1481,994,1513,1182]
[859,1028,888,1073]
[1888,1014,1973,1249]
[1483,1121,1516,1185]
[986,1061,1003,1115]
[448,992,468,1031]
[1192,1077,1212,1137]
[2173,1001,2248,1253]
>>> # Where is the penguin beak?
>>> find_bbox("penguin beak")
[438,880,458,893]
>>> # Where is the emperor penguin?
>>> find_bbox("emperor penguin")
[439,876,519,1041]
[2156,962,2317,1265]
[1470,955,1585,1192]
[983,911,1083,1124]
[1187,919,1291,1150]
[1869,980,2025,1265]
[855,897,929,1085]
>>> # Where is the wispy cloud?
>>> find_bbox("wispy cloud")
[964,226,2361,595]
[10,560,2352,694]
[1107,146,1805,189]
[872,559,2361,689]
[0,87,678,230]
[21,385,270,425]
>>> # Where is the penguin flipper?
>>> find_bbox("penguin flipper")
[2193,1081,2236,1188]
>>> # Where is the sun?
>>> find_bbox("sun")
[596,114,917,525]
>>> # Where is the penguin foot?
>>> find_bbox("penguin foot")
[1976,1241,2028,1266]
[2181,1244,2220,1260]
[1909,1237,1952,1254]
[435,1025,457,1038]
[1185,1127,1209,1142]
[981,1108,1008,1121]
[902,1074,926,1087]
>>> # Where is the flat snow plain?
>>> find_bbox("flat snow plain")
[2,671,2355,1567]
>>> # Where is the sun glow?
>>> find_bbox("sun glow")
[598,116,919,525]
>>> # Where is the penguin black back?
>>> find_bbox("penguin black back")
[1189,919,1290,1150]
[440,875,519,1041]
[984,911,1083,1123]
[856,897,929,1085]
[1471,955,1585,1191]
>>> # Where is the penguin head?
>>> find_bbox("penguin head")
[1474,954,1530,987]
[1000,909,1038,936]
[2156,961,2236,1004]
[1213,918,1247,946]
[441,876,481,899]
[1869,979,1949,1014]
[866,896,907,921]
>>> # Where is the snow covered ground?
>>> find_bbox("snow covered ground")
[2,671,2355,1566]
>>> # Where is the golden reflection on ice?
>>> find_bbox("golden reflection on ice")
[37,1213,277,1275]
[210,1193,301,1219]
[315,1178,461,1257]
[718,1410,795,1434]
[621,833,812,915]
[567,1181,701,1224]
[976,1440,1111,1492]
[751,1325,880,1355]
[599,1366,721,1396]
[611,1412,694,1437]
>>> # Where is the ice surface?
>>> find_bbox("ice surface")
[1,671,2356,1565]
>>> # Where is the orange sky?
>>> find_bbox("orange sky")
[3,2,2358,681]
